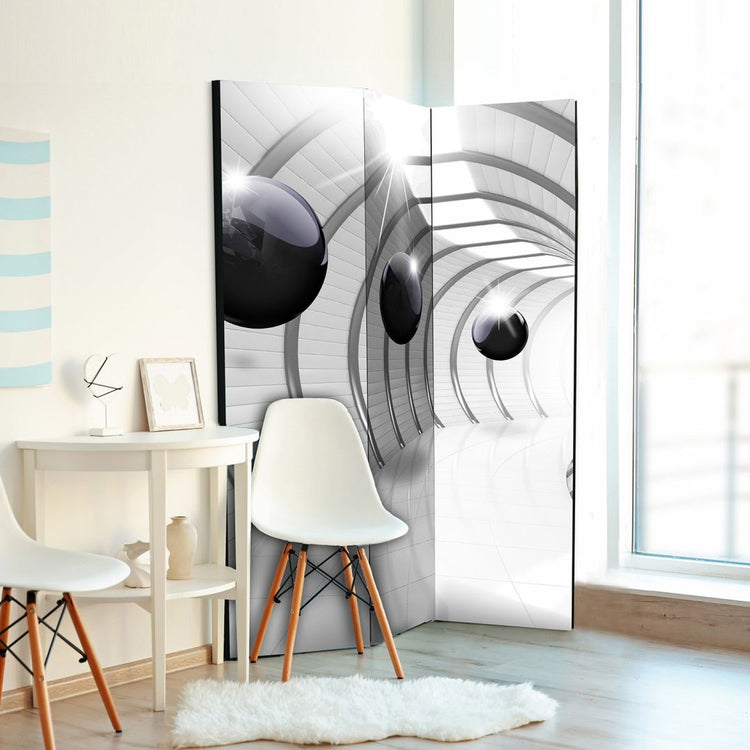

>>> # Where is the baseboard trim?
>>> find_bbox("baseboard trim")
[575,584,750,651]
[0,644,211,715]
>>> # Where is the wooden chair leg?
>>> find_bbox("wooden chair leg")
[26,592,56,750]
[282,545,307,682]
[63,593,122,733]
[251,542,292,662]
[340,548,364,654]
[0,587,12,703]
[357,547,404,679]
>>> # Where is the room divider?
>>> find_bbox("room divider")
[211,82,576,657]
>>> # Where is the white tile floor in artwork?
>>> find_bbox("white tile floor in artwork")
[435,418,573,630]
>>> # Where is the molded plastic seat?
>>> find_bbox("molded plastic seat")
[253,514,407,547]
[250,398,408,681]
[0,531,129,593]
[252,398,408,547]
[0,475,128,750]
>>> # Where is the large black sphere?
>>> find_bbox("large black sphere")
[221,175,327,329]
[380,252,422,345]
[471,307,528,360]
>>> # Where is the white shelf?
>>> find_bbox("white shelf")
[74,564,237,603]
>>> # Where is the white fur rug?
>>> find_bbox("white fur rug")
[171,674,557,747]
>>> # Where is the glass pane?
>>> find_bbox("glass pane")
[636,0,750,564]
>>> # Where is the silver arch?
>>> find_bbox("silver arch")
[433,238,571,265]
[487,102,576,145]
[431,192,575,242]
[486,358,514,420]
[433,219,574,257]
[430,151,576,210]
[519,286,574,417]
[251,100,355,178]
[383,335,406,449]
[404,342,423,435]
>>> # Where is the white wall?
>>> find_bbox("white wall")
[0,0,423,690]
[423,0,454,105]
[452,0,612,583]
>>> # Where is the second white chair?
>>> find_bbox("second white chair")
[0,475,129,750]
[249,398,408,681]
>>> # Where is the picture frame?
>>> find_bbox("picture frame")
[138,358,204,431]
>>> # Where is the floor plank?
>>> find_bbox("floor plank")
[2,621,749,749]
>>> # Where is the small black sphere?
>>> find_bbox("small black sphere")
[380,252,422,345]
[471,306,528,360]
[221,175,327,329]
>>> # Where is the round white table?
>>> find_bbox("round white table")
[17,426,259,711]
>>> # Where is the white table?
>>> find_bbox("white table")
[17,427,259,711]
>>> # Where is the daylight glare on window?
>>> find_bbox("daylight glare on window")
[636,0,750,564]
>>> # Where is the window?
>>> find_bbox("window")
[634,0,750,566]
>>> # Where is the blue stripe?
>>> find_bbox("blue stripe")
[0,307,51,332]
[0,252,51,276]
[0,362,51,387]
[0,140,50,165]
[0,197,50,221]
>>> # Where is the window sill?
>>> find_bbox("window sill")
[581,568,750,607]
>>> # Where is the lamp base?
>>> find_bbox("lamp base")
[89,427,123,437]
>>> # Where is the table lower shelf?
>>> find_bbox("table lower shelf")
[74,563,237,603]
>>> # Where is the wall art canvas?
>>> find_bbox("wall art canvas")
[213,83,576,654]
[0,127,51,387]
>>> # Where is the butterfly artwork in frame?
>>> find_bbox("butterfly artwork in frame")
[138,358,204,431]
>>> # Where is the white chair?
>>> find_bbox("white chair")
[250,398,408,681]
[0,475,129,750]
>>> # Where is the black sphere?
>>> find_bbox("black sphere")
[221,175,327,329]
[471,307,528,360]
[380,252,422,345]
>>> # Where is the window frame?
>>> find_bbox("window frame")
[612,0,750,581]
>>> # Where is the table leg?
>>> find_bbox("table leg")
[22,450,43,709]
[209,466,227,665]
[148,450,168,711]
[22,450,43,542]
[234,446,251,682]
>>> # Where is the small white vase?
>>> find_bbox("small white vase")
[166,515,197,580]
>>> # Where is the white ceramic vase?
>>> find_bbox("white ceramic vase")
[166,515,197,580]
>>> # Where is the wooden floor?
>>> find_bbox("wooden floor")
[2,621,750,749]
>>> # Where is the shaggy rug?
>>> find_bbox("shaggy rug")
[171,674,557,747]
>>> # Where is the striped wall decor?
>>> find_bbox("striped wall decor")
[0,127,51,387]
